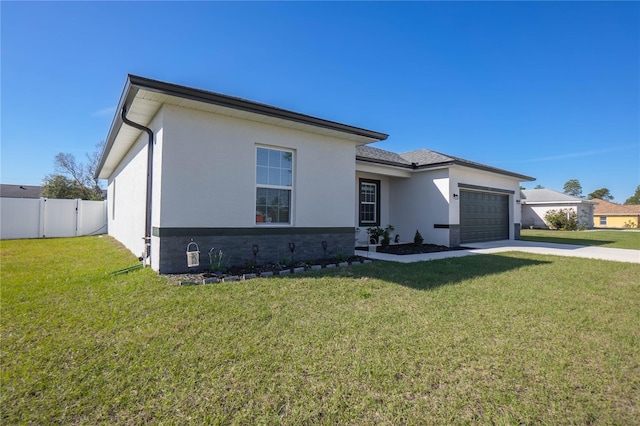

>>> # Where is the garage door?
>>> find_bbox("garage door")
[460,190,509,243]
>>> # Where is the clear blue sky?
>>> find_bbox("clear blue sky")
[2,1,639,201]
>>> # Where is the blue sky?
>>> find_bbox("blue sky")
[2,1,639,201]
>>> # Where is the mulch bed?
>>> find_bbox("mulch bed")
[164,255,366,285]
[356,243,468,255]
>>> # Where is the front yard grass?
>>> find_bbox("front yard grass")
[521,228,640,249]
[2,236,639,424]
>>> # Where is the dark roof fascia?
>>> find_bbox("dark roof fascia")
[355,156,416,169]
[96,75,389,179]
[423,160,536,181]
[358,155,535,181]
[127,75,389,141]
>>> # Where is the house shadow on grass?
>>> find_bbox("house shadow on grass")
[520,236,614,247]
[346,254,552,291]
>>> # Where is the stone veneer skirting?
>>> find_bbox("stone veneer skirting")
[153,227,356,274]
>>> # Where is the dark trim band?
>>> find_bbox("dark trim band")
[434,224,451,229]
[458,183,515,195]
[153,226,356,238]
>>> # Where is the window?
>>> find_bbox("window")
[256,147,293,224]
[359,178,380,226]
[599,216,607,226]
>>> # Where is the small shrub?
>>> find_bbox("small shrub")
[367,226,385,244]
[413,230,424,245]
[209,248,227,273]
[544,209,578,231]
[381,224,395,249]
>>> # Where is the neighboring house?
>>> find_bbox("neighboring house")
[520,188,596,229]
[592,198,640,228]
[0,184,42,199]
[96,75,534,273]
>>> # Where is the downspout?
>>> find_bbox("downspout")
[121,105,154,266]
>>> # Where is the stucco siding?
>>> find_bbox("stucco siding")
[107,133,150,260]
[522,204,595,229]
[158,105,357,229]
[389,169,451,247]
[594,215,640,228]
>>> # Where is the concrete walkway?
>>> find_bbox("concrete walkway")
[355,239,640,264]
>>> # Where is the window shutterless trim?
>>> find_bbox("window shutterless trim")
[359,178,381,227]
[255,145,294,226]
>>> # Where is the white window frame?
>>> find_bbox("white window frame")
[359,178,380,226]
[255,145,294,226]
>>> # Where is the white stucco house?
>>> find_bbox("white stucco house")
[96,75,535,273]
[520,188,596,229]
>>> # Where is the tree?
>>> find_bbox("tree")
[534,184,544,189]
[624,185,640,205]
[588,188,614,201]
[563,179,582,197]
[41,175,94,199]
[41,141,106,200]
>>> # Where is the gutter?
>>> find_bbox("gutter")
[121,105,154,266]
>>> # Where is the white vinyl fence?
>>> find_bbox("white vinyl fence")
[0,198,108,240]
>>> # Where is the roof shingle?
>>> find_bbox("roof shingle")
[592,198,640,215]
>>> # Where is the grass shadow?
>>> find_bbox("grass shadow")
[347,253,551,291]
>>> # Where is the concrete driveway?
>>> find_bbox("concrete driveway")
[355,239,640,264]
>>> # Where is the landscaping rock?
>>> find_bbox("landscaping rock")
[325,264,336,269]
[310,264,322,271]
[338,262,349,267]
[293,267,305,274]
[203,277,220,284]
[223,276,239,282]
[243,273,257,280]
[279,270,291,276]
[260,271,274,278]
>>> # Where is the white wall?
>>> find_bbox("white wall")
[107,117,158,259]
[389,168,451,246]
[157,105,359,228]
[522,203,594,229]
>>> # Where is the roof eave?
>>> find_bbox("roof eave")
[127,75,388,142]
[415,160,536,181]
[95,79,140,179]
[96,75,389,179]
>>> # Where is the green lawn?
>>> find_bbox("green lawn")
[521,229,640,250]
[2,236,639,424]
